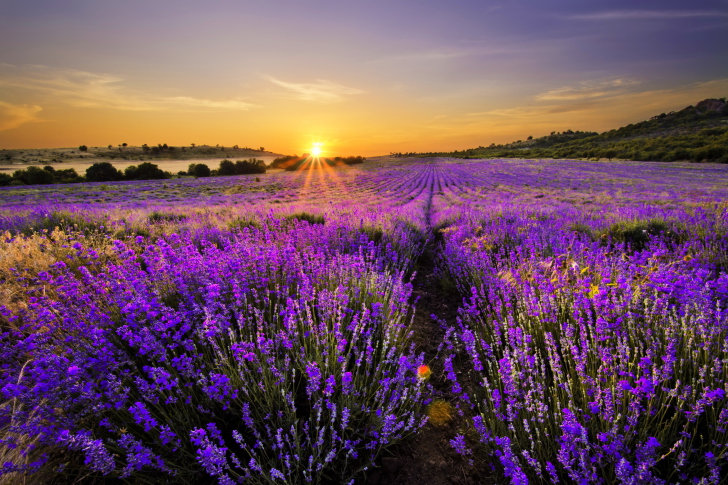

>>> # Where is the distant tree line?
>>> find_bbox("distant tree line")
[0,166,83,186]
[185,159,267,178]
[269,155,365,171]
[92,143,267,161]
[1,158,269,187]
[0,161,172,187]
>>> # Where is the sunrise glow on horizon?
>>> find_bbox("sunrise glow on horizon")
[310,143,323,158]
[1,0,726,155]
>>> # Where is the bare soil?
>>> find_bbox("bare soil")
[362,249,494,485]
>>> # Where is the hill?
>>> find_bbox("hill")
[400,97,728,163]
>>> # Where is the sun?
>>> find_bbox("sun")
[310,143,323,157]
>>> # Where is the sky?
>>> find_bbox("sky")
[0,0,727,156]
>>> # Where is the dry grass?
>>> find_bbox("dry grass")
[0,228,119,328]
[426,400,455,427]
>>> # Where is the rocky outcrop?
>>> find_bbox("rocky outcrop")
[695,98,727,113]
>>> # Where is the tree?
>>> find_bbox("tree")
[122,143,128,148]
[124,165,138,179]
[602,149,617,161]
[192,163,211,177]
[86,162,122,182]
[218,159,236,176]
[259,147,265,151]
[79,145,88,152]
[55,168,81,183]
[13,166,54,185]
[234,159,267,174]
[130,162,167,180]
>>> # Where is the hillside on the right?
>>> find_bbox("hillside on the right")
[397,98,728,163]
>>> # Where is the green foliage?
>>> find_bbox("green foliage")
[598,218,686,251]
[54,168,82,183]
[218,158,267,175]
[228,216,261,232]
[147,211,188,224]
[234,158,266,174]
[218,159,237,176]
[125,162,168,180]
[12,166,55,185]
[359,225,384,244]
[14,211,112,237]
[285,212,326,225]
[86,162,122,182]
[271,155,366,171]
[270,155,302,170]
[333,156,366,165]
[189,163,211,178]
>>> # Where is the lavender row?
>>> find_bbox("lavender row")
[434,161,728,483]
[0,214,429,483]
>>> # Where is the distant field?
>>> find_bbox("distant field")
[1,158,727,484]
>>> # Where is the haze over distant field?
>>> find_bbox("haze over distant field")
[0,0,726,155]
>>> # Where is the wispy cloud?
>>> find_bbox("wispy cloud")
[467,78,728,126]
[535,78,641,101]
[0,101,43,131]
[0,63,257,111]
[484,103,597,118]
[265,76,364,102]
[164,97,255,110]
[567,10,728,21]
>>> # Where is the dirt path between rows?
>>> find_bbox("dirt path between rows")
[363,248,493,485]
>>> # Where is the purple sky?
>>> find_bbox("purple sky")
[1,0,726,154]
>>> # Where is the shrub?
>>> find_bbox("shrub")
[86,162,122,182]
[12,166,55,185]
[126,162,167,180]
[218,159,236,176]
[234,159,266,174]
[190,163,211,178]
[285,212,325,225]
[147,211,188,224]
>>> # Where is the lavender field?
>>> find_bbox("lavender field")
[1,158,727,484]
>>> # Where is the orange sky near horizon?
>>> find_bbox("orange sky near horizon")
[1,1,727,156]
[2,77,726,157]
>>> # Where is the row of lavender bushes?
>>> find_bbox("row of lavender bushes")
[438,203,728,483]
[1,212,429,484]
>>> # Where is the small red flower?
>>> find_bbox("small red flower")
[417,365,432,380]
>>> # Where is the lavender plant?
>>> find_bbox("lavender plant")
[1,219,427,483]
[438,202,727,483]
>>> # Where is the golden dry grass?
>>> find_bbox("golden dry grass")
[426,400,454,427]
